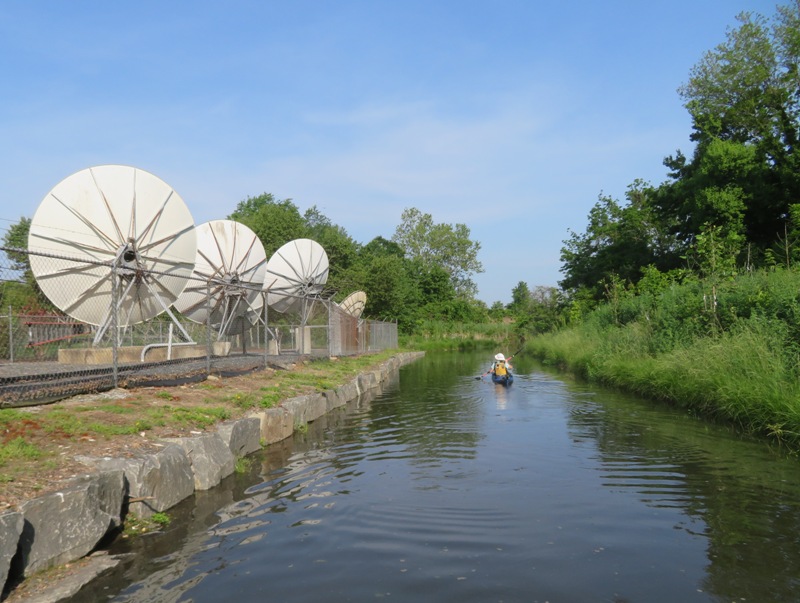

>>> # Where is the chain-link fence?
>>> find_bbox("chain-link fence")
[0,246,397,407]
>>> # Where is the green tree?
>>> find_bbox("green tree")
[508,281,531,316]
[361,236,405,259]
[228,194,308,259]
[392,207,484,298]
[675,5,800,254]
[303,205,360,296]
[2,217,31,269]
[680,11,782,146]
[361,253,417,329]
[657,138,763,262]
[560,182,663,299]
[0,217,51,311]
[508,284,564,336]
[490,300,506,314]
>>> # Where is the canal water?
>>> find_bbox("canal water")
[71,352,800,602]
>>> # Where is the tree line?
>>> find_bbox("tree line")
[228,197,487,331]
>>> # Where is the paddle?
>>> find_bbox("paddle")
[475,345,525,380]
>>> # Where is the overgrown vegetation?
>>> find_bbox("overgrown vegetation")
[528,267,800,449]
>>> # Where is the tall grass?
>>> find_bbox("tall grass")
[529,267,800,449]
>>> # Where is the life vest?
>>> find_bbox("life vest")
[494,361,507,376]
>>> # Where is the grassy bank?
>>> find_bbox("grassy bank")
[527,268,800,451]
[400,319,517,352]
[0,349,411,508]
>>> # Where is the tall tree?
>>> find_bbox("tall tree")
[560,182,664,298]
[680,12,782,147]
[508,281,531,315]
[675,5,800,253]
[391,207,484,298]
[360,253,417,328]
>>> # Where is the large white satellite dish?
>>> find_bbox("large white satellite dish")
[339,291,367,318]
[264,238,329,314]
[174,220,267,337]
[28,165,197,342]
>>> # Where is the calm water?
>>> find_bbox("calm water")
[72,352,800,602]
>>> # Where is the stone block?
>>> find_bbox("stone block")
[17,471,125,576]
[357,371,379,392]
[323,388,345,412]
[78,445,195,518]
[282,393,327,424]
[336,381,359,404]
[164,433,235,491]
[255,408,294,444]
[0,511,23,591]
[217,417,262,457]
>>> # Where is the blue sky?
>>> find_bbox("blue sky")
[0,0,780,304]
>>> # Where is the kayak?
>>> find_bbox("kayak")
[491,371,513,386]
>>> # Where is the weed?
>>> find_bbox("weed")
[171,407,230,429]
[151,512,171,527]
[235,457,252,473]
[260,392,281,408]
[134,419,154,433]
[124,513,170,536]
[0,438,43,467]
[227,393,256,410]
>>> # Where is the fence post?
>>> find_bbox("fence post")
[7,306,13,364]
[111,264,119,388]
[327,298,333,358]
[206,281,212,375]
[263,291,268,366]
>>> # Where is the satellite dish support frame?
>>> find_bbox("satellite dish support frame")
[93,247,194,346]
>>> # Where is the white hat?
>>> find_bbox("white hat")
[495,353,505,361]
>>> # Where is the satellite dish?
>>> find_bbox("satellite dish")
[264,238,329,314]
[28,165,196,340]
[174,220,267,337]
[339,291,367,318]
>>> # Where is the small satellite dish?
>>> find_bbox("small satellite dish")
[264,238,329,314]
[28,165,196,341]
[339,291,367,318]
[174,220,267,337]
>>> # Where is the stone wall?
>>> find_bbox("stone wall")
[0,351,424,599]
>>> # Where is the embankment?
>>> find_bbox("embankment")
[0,351,424,602]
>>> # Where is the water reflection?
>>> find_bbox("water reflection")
[561,377,800,601]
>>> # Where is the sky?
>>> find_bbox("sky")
[0,0,782,304]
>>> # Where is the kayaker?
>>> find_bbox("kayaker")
[492,353,512,376]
